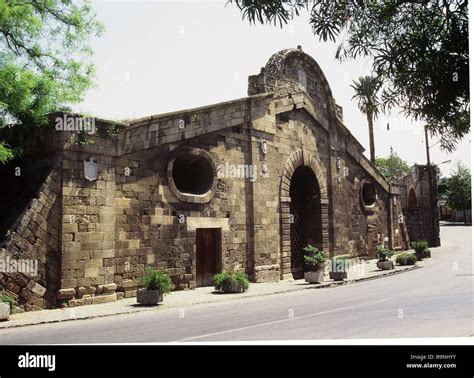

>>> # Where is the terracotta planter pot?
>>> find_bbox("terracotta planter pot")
[137,288,163,305]
[376,260,394,270]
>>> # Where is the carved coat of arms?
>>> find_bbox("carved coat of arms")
[84,157,99,181]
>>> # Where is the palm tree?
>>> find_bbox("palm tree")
[351,76,381,164]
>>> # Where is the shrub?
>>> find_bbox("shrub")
[303,244,326,270]
[411,240,429,254]
[395,253,418,266]
[377,246,394,262]
[424,249,431,258]
[0,292,16,311]
[142,267,172,293]
[212,272,250,293]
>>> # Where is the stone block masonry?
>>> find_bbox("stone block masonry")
[0,48,410,310]
[398,165,440,247]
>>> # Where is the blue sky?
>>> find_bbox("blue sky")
[76,1,471,177]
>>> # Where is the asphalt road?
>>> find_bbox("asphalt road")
[1,224,472,343]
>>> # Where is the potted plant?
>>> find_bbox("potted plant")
[395,252,417,266]
[329,255,349,281]
[376,246,394,270]
[137,266,172,305]
[303,244,326,283]
[411,240,429,260]
[212,272,250,293]
[0,291,16,321]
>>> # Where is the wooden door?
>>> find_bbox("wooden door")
[196,228,219,287]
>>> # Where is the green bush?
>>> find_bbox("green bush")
[411,240,429,254]
[377,246,394,262]
[424,249,431,258]
[212,272,250,293]
[303,244,326,269]
[0,292,16,311]
[395,253,418,266]
[142,267,172,293]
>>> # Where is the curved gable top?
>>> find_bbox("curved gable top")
[263,48,337,118]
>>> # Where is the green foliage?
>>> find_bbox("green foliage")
[228,0,308,28]
[395,252,417,266]
[0,291,16,311]
[411,240,429,254]
[303,244,326,268]
[376,246,393,262]
[351,76,381,119]
[229,1,469,151]
[212,272,250,293]
[0,0,103,160]
[446,163,471,213]
[351,75,381,163]
[142,267,172,293]
[375,147,411,182]
[0,141,15,163]
[105,126,121,139]
[75,130,95,146]
[424,249,431,258]
[212,272,228,290]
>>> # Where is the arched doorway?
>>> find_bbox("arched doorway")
[408,188,418,208]
[289,166,323,279]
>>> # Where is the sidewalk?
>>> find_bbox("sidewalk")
[0,256,423,329]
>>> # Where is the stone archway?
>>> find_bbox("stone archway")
[280,150,329,280]
[408,187,418,208]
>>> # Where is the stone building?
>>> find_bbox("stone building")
[398,165,440,247]
[1,47,415,311]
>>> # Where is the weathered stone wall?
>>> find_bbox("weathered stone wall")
[0,48,411,310]
[0,154,62,310]
[251,100,332,281]
[399,165,440,247]
[55,99,256,304]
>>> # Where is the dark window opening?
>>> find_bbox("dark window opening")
[362,182,377,207]
[172,154,213,195]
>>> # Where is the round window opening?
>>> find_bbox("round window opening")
[362,182,377,207]
[172,153,214,195]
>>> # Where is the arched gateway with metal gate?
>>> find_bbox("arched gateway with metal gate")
[280,150,330,280]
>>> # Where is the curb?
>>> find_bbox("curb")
[305,264,421,289]
[0,264,421,329]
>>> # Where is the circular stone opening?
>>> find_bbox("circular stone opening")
[362,182,377,207]
[172,153,214,195]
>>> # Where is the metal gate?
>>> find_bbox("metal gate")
[290,198,305,278]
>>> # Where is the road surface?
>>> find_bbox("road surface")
[1,224,472,343]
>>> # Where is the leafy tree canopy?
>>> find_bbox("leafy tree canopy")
[375,147,411,182]
[445,162,471,211]
[0,0,103,160]
[351,76,381,118]
[351,75,381,163]
[229,0,469,151]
